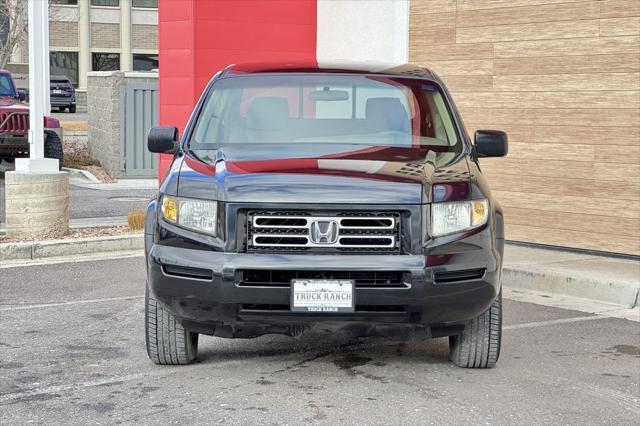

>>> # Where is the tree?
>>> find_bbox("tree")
[0,0,28,69]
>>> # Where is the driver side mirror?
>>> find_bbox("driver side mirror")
[16,89,27,102]
[148,126,179,154]
[474,130,508,158]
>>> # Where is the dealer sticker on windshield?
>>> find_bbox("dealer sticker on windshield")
[291,279,355,313]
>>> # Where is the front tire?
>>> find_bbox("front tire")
[145,286,199,365]
[44,131,63,170]
[449,291,502,368]
[69,105,76,113]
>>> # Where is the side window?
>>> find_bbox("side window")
[428,90,458,145]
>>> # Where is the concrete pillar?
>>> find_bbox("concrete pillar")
[120,0,132,71]
[78,0,90,90]
[4,172,69,239]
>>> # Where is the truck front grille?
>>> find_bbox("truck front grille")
[238,270,408,288]
[0,112,29,134]
[246,211,401,254]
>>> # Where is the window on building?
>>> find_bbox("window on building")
[92,53,120,71]
[132,0,157,8]
[132,54,158,71]
[91,0,119,7]
[51,0,79,5]
[50,51,79,87]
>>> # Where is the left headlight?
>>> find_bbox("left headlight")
[430,199,488,238]
[161,196,218,236]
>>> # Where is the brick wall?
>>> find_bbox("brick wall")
[49,21,79,48]
[87,71,124,178]
[409,0,640,255]
[132,24,158,50]
[91,23,121,49]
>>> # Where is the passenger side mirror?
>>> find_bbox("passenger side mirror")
[16,89,27,102]
[148,126,179,154]
[474,130,508,158]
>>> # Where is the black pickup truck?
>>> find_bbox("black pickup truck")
[144,62,508,368]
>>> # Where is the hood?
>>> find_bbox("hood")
[0,97,27,111]
[176,144,471,204]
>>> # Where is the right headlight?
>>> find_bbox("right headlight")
[430,199,488,237]
[161,196,218,236]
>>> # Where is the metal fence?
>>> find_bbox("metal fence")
[121,79,158,177]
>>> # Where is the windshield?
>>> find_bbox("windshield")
[190,74,461,152]
[0,74,16,97]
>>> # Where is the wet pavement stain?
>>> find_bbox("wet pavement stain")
[610,345,640,356]
[333,354,372,370]
[1,362,24,369]
[256,377,275,385]
[601,373,632,378]
[79,402,116,414]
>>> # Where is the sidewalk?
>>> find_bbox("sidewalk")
[503,244,639,308]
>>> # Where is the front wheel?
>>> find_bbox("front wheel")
[69,105,76,113]
[449,291,502,368]
[145,286,199,365]
[44,131,63,170]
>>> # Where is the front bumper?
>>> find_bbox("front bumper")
[147,237,502,335]
[50,96,76,107]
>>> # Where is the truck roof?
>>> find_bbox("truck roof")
[222,61,440,81]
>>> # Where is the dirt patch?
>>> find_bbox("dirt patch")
[60,120,88,132]
[0,226,141,243]
[82,165,114,183]
[63,154,114,183]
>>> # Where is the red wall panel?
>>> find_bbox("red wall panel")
[157,0,317,179]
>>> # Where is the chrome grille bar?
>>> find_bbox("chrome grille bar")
[251,234,396,248]
[247,211,400,252]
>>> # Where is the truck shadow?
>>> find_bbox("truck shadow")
[195,331,451,368]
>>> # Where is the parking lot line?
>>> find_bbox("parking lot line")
[0,373,148,404]
[0,295,143,311]
[503,315,601,330]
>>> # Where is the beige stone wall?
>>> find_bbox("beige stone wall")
[49,21,79,48]
[409,0,640,255]
[131,24,158,50]
[91,23,121,49]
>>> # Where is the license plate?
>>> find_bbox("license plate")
[291,279,354,313]
[53,89,62,94]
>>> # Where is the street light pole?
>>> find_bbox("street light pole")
[4,0,69,239]
[16,0,55,172]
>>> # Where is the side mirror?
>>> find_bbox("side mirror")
[148,126,179,154]
[474,130,508,158]
[16,89,27,102]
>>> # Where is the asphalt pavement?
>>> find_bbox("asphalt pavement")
[1,256,639,424]
[0,175,158,222]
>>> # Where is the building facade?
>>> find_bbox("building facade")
[158,0,639,256]
[10,0,158,99]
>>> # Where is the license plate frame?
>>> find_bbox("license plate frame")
[291,279,355,313]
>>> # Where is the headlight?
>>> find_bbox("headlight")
[430,199,488,237]
[161,196,218,236]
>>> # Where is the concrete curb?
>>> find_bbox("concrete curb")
[62,167,102,184]
[0,234,143,261]
[502,267,639,309]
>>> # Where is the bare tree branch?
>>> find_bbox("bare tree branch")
[0,0,28,69]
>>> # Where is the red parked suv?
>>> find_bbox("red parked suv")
[0,70,64,169]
